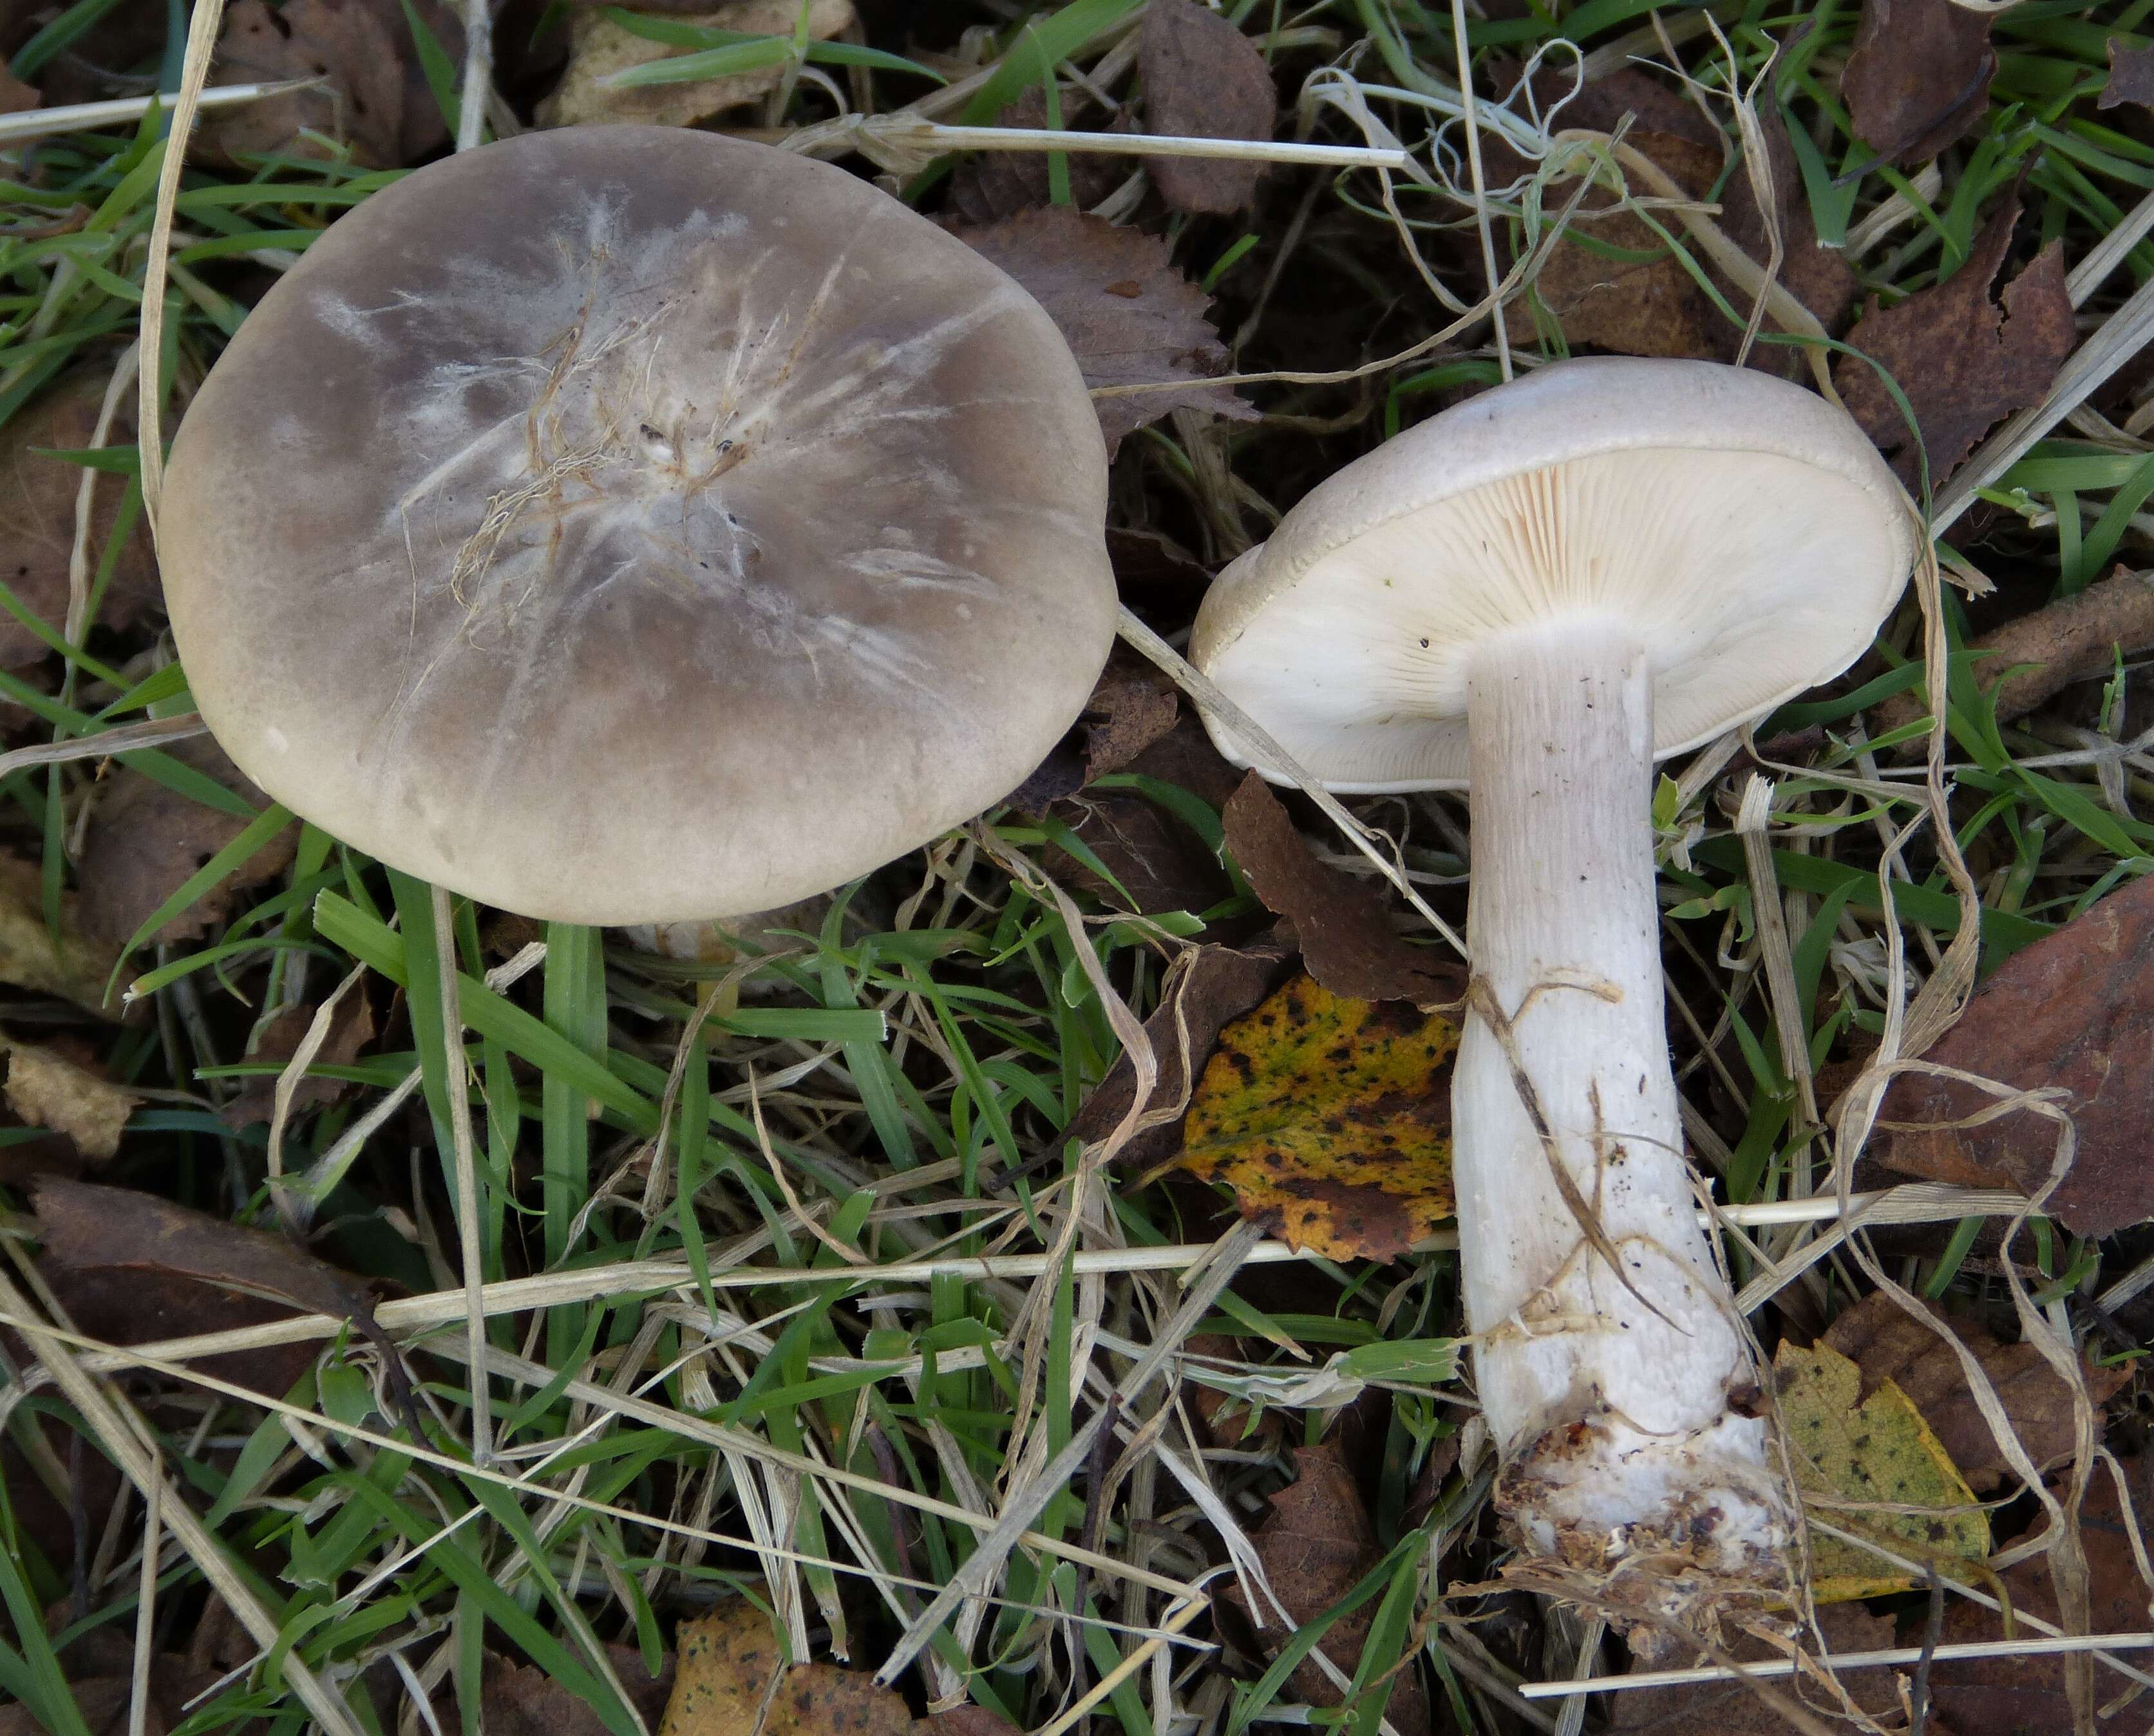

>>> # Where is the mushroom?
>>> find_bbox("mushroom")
[1190,357,1915,1619]
[159,124,1117,923]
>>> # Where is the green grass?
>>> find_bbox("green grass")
[1,0,2151,1730]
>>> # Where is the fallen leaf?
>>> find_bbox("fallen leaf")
[1925,1459,2153,1735]
[944,88,1136,226]
[77,735,298,947]
[484,1648,674,1736]
[1222,773,1459,1006]
[1608,1605,1905,1730]
[3,1036,138,1160]
[1511,130,1738,362]
[1837,198,2075,483]
[661,1601,913,1736]
[540,0,855,130]
[1842,0,1996,165]
[0,371,163,666]
[1224,1444,1430,1730]
[206,0,463,169]
[1008,651,1180,811]
[1068,929,1293,1169]
[0,853,122,1017]
[919,1711,1019,1736]
[1773,1336,1990,1601]
[1140,0,1276,214]
[1719,99,1862,333]
[1875,871,2154,1238]
[1824,1291,2128,1495]
[0,66,35,113]
[32,1176,409,1410]
[2102,39,2154,110]
[1107,526,1214,617]
[217,994,377,1130]
[1046,712,1242,916]
[950,206,1255,452]
[1178,972,1457,1261]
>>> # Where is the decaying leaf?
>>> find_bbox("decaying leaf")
[2103,39,2154,109]
[3,1035,138,1160]
[540,0,855,131]
[1140,0,1276,214]
[944,88,1136,226]
[484,1648,674,1736]
[661,1601,912,1736]
[218,993,377,1130]
[1070,930,1292,1170]
[1875,871,2154,1238]
[1223,773,1459,1006]
[950,206,1255,451]
[1048,713,1241,917]
[1824,1290,2128,1494]
[0,853,122,1017]
[1925,1459,2154,1734]
[205,0,463,168]
[1007,651,1180,811]
[0,370,163,666]
[1841,0,1996,164]
[1837,197,2075,484]
[0,66,36,113]
[1179,973,1456,1261]
[32,1176,408,1409]
[1223,1444,1430,1731]
[77,735,298,948]
[1774,1336,1989,1601]
[1608,1605,1905,1731]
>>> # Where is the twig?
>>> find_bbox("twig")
[0,79,317,146]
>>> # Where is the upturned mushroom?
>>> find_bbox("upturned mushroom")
[1190,357,1916,1621]
[160,124,1117,922]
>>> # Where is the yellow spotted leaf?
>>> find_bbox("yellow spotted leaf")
[660,1601,914,1736]
[1775,1337,1990,1602]
[1177,974,1456,1261]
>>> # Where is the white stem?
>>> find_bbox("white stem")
[1455,618,1791,1608]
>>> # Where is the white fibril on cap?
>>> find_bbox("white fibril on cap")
[160,125,1117,924]
[1193,357,1917,1620]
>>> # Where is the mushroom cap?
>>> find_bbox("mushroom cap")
[162,125,1116,922]
[1191,357,1916,792]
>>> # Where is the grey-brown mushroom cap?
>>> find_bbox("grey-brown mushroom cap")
[160,125,1116,923]
[1191,357,1916,791]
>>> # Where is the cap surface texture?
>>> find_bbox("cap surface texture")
[162,125,1116,920]
[1191,357,1915,790]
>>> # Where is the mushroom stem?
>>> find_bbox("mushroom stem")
[1455,616,1792,1607]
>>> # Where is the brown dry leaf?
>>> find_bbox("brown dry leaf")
[541,0,853,129]
[1511,129,1737,362]
[1047,712,1240,916]
[1608,1605,1905,1730]
[1178,972,1457,1261]
[1140,0,1276,214]
[1842,0,1996,165]
[950,206,1255,452]
[661,1601,913,1736]
[1837,198,2075,484]
[218,994,377,1130]
[32,1176,408,1408]
[2103,39,2154,109]
[0,372,163,666]
[77,735,298,947]
[1775,1336,1990,1601]
[484,1648,674,1736]
[1925,1460,2154,1734]
[1224,1444,1430,1730]
[945,88,1136,226]
[1721,99,1862,333]
[1875,871,2154,1238]
[206,0,462,169]
[1223,773,1459,1006]
[1824,1291,2128,1494]
[1008,651,1180,811]
[0,853,122,1017]
[1068,929,1292,1169]
[918,1711,1019,1736]
[3,1035,138,1160]
[0,65,35,113]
